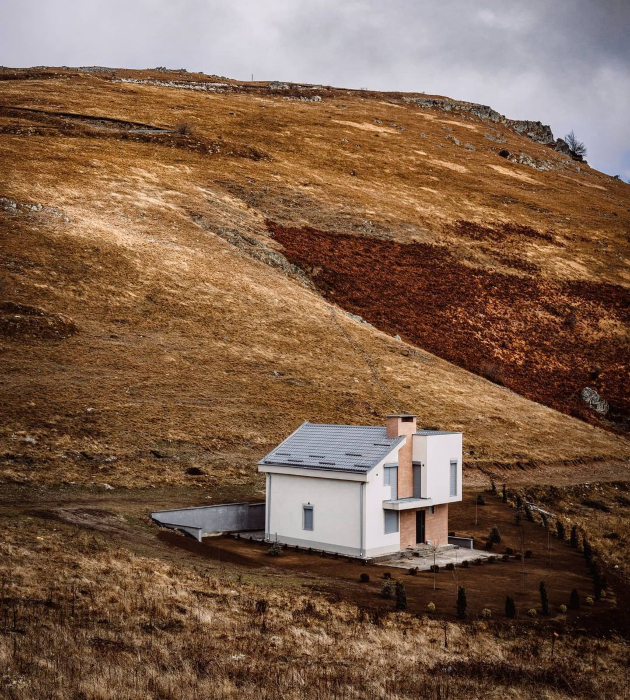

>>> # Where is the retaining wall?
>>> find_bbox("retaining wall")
[152,502,265,541]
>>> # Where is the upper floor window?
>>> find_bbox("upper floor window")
[450,461,458,497]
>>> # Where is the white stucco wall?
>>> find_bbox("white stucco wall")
[413,433,462,505]
[363,458,403,557]
[266,472,364,555]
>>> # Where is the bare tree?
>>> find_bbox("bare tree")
[564,130,587,159]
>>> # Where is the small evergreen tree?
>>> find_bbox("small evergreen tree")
[556,520,566,541]
[395,581,407,610]
[570,525,579,548]
[505,596,516,619]
[539,581,549,616]
[569,588,580,610]
[489,526,502,544]
[456,587,467,620]
[502,484,507,503]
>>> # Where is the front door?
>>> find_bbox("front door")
[415,509,426,544]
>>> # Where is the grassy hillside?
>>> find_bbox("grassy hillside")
[1,67,628,491]
[1,66,629,700]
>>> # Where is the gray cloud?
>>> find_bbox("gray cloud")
[2,0,629,177]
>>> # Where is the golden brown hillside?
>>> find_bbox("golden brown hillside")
[0,66,628,490]
[1,67,630,700]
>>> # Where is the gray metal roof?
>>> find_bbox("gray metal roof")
[260,422,406,473]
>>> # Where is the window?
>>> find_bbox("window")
[384,466,398,500]
[429,506,435,515]
[303,505,314,531]
[384,510,399,534]
[450,461,458,497]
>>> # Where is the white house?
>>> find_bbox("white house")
[258,415,462,558]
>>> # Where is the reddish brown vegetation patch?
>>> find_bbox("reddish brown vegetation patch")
[267,222,629,429]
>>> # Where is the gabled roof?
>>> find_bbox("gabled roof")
[259,422,406,473]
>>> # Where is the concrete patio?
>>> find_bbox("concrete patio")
[376,545,493,570]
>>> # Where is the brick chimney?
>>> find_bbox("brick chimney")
[385,415,417,499]
[386,414,417,438]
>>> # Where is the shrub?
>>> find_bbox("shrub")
[429,564,440,573]
[445,562,455,571]
[505,547,514,556]
[559,604,567,613]
[502,554,510,562]
[490,481,497,495]
[487,556,497,564]
[476,494,486,506]
[525,550,533,559]
[564,130,587,160]
[505,596,516,619]
[585,596,594,606]
[484,540,494,552]
[461,559,469,568]
[383,571,391,580]
[481,608,492,619]
[395,581,407,610]
[408,567,418,576]
[175,123,193,135]
[267,541,282,556]
[381,581,395,599]
[569,588,580,610]
[427,602,436,613]
[489,527,502,544]
[359,573,370,583]
[456,587,467,620]
[474,558,483,566]
[514,552,523,561]
[527,608,537,618]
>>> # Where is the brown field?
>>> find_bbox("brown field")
[1,67,629,698]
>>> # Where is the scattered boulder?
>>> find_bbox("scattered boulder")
[580,387,609,415]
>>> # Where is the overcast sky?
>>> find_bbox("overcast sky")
[3,0,630,178]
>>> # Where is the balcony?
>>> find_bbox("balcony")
[383,497,433,511]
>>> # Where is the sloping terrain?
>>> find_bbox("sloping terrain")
[1,68,629,489]
[1,66,629,700]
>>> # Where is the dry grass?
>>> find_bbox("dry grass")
[0,70,628,489]
[1,520,629,700]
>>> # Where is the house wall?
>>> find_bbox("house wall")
[425,504,449,546]
[413,433,462,505]
[364,461,403,557]
[400,510,416,549]
[266,473,363,555]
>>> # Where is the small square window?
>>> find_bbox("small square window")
[303,505,314,531]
